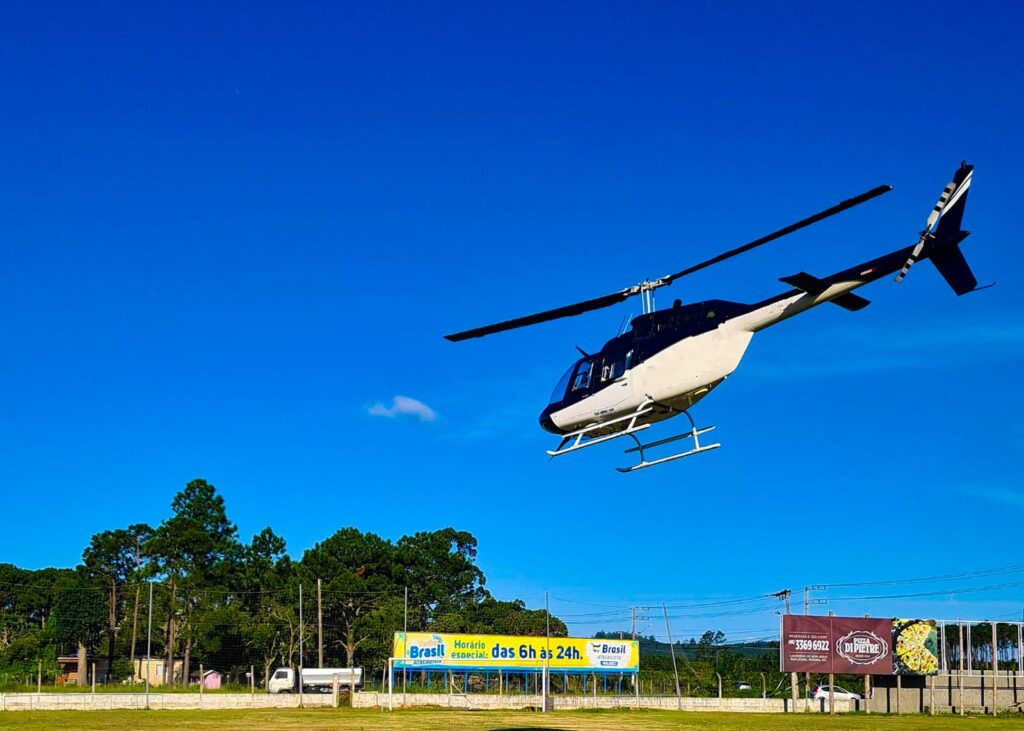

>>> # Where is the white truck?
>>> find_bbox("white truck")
[268,666,364,694]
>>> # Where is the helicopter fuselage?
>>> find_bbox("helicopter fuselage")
[538,239,954,436]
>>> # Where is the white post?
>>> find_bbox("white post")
[959,620,965,716]
[387,658,394,711]
[543,591,550,713]
[91,662,96,694]
[403,586,408,706]
[298,584,304,708]
[332,673,339,708]
[541,662,547,712]
[145,582,153,710]
[250,665,254,706]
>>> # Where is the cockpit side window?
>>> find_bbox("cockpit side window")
[570,359,593,392]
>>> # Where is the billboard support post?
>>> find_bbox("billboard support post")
[827,611,835,716]
[864,614,871,714]
[929,673,935,715]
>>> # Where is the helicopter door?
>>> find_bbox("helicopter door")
[586,350,635,417]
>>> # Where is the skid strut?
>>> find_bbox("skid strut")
[546,403,655,458]
[615,409,720,473]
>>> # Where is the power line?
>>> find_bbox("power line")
[820,563,1024,589]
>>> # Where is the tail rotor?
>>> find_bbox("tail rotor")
[895,163,974,284]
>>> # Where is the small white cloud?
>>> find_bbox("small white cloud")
[368,396,437,422]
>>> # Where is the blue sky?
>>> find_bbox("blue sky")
[2,1,1022,641]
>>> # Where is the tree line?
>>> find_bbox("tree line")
[0,478,565,688]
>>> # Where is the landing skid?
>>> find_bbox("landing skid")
[547,403,720,472]
[616,410,720,472]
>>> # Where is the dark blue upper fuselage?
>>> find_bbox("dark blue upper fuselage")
[538,298,750,431]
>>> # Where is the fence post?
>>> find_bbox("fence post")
[992,621,999,715]
[92,662,96,694]
[250,665,255,707]
[199,664,203,702]
[958,620,964,716]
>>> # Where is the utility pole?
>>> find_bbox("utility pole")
[630,606,648,696]
[803,585,826,707]
[662,604,681,709]
[773,590,798,709]
[317,579,324,669]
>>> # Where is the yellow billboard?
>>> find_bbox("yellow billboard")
[393,632,639,673]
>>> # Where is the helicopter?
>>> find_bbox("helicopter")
[445,162,983,472]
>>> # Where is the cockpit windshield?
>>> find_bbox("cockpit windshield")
[549,358,595,405]
[549,362,576,404]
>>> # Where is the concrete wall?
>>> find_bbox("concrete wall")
[868,671,1024,714]
[0,692,335,712]
[357,692,854,713]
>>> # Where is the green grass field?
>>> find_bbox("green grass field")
[1,708,1023,731]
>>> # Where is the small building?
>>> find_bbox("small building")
[133,658,184,686]
[56,656,110,685]
[201,670,222,690]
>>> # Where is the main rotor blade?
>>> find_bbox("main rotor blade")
[444,288,634,342]
[661,184,892,284]
[445,183,892,342]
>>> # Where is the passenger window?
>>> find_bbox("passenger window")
[601,351,632,382]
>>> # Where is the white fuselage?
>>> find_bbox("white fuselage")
[546,277,865,433]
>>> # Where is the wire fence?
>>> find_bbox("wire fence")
[2,576,1022,699]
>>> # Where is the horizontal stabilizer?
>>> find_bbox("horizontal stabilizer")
[779,272,827,295]
[781,272,870,311]
[831,292,871,311]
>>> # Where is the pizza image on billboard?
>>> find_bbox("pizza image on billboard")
[892,619,939,675]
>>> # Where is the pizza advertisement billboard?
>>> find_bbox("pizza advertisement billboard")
[781,616,937,675]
